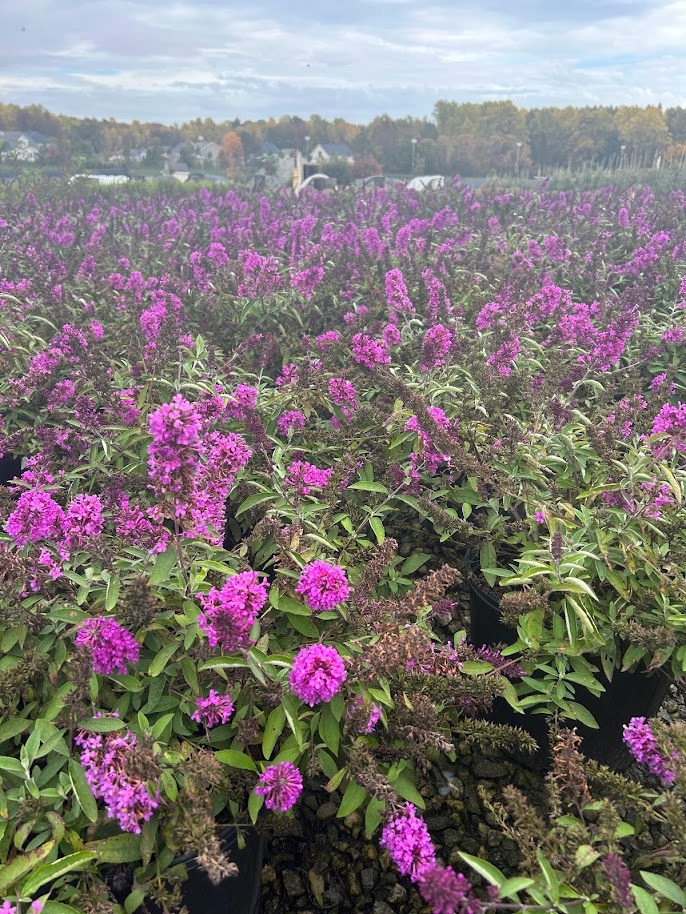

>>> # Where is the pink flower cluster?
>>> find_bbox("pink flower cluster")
[421,324,453,370]
[289,643,347,706]
[329,377,359,421]
[191,689,235,728]
[277,410,307,436]
[197,570,269,653]
[295,560,350,611]
[284,459,333,496]
[76,617,140,675]
[623,716,676,784]
[147,394,203,516]
[76,725,159,833]
[255,761,303,811]
[351,333,391,369]
[381,805,483,914]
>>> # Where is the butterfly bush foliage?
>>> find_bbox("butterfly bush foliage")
[0,176,685,911]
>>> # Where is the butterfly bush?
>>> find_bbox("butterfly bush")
[295,560,350,611]
[197,570,269,653]
[2,178,686,910]
[76,617,140,675]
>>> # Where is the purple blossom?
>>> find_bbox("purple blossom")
[277,410,306,436]
[649,401,686,453]
[417,865,483,914]
[276,363,300,388]
[289,643,347,706]
[64,494,105,551]
[191,689,235,728]
[5,489,65,546]
[385,268,415,318]
[76,726,159,833]
[197,570,269,653]
[255,761,303,812]
[421,324,453,370]
[602,855,633,909]
[284,460,333,496]
[346,696,383,734]
[147,395,203,517]
[76,617,140,675]
[351,334,391,369]
[623,717,675,784]
[315,330,340,350]
[295,560,350,611]
[380,804,436,881]
[291,265,324,299]
[486,337,521,377]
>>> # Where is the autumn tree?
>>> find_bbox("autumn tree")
[221,132,243,175]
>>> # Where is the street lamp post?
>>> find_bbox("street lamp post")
[411,137,418,174]
[304,135,310,160]
[620,144,626,169]
[515,141,522,177]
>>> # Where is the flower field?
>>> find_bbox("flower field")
[2,177,686,912]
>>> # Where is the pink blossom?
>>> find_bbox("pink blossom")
[197,570,269,653]
[289,644,347,706]
[76,617,140,675]
[191,689,235,728]
[380,804,436,881]
[295,561,350,611]
[255,761,303,812]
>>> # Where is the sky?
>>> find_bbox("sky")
[1,0,686,125]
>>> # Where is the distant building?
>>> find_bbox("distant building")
[0,130,53,162]
[310,143,354,165]
[164,139,222,171]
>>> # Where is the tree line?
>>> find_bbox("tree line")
[2,100,686,176]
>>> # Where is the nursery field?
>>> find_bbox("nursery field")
[2,177,686,913]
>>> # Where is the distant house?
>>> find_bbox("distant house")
[260,141,281,156]
[107,147,150,165]
[196,141,221,165]
[0,130,53,162]
[164,139,221,170]
[310,143,354,165]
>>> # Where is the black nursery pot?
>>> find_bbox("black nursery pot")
[0,453,21,486]
[466,552,671,771]
[113,827,263,914]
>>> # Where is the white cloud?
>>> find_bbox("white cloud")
[0,0,685,122]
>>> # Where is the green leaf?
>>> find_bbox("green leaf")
[564,702,599,729]
[248,791,264,825]
[0,757,26,777]
[148,641,179,677]
[337,781,367,818]
[215,749,258,772]
[124,889,147,914]
[236,492,276,517]
[400,553,432,576]
[77,717,126,733]
[105,574,121,611]
[318,704,340,758]
[369,516,385,545]
[498,877,534,899]
[149,545,178,587]
[22,852,96,896]
[364,797,384,839]
[0,841,55,895]
[348,481,388,493]
[43,904,83,914]
[640,872,686,905]
[631,884,660,914]
[85,833,142,864]
[69,760,98,823]
[0,720,31,744]
[458,852,506,887]
[388,775,425,808]
[263,706,286,760]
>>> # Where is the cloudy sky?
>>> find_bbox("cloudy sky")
[1,0,686,124]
